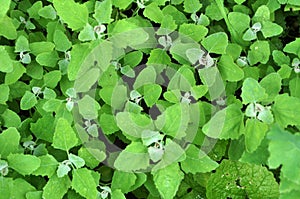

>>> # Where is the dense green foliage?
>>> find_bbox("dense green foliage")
[0,0,300,198]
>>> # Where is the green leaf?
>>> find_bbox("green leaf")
[272,50,290,66]
[0,46,13,73]
[0,177,13,198]
[93,0,112,23]
[68,154,85,168]
[77,95,100,120]
[0,84,9,104]
[155,103,189,139]
[261,21,283,38]
[234,0,246,4]
[99,85,128,110]
[218,54,244,82]
[74,68,100,93]
[143,3,164,23]
[78,147,102,169]
[5,62,26,85]
[206,160,279,199]
[111,189,126,199]
[12,178,36,199]
[53,0,88,31]
[20,91,38,110]
[272,94,300,127]
[71,168,99,199]
[0,0,11,19]
[78,23,96,42]
[201,32,228,54]
[32,154,58,177]
[111,171,137,193]
[43,70,61,88]
[15,35,30,52]
[283,38,300,57]
[7,154,41,175]
[134,66,157,90]
[202,104,244,139]
[30,113,55,142]
[183,0,202,13]
[168,65,196,91]
[181,144,218,174]
[29,42,55,56]
[253,5,270,22]
[0,127,20,158]
[247,40,270,65]
[267,125,300,185]
[1,109,21,128]
[53,30,72,52]
[179,23,208,42]
[99,113,119,135]
[260,72,282,102]
[57,164,71,178]
[241,78,267,104]
[157,15,177,35]
[112,0,134,9]
[0,16,17,40]
[42,175,71,199]
[114,142,150,172]
[36,51,59,67]
[244,119,269,153]
[52,118,78,151]
[289,76,300,98]
[152,163,184,199]
[143,84,162,107]
[38,5,57,20]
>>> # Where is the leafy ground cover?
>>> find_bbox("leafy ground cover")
[0,0,300,198]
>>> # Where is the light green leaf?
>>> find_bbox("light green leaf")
[0,0,11,19]
[143,84,162,107]
[143,3,163,23]
[52,118,78,151]
[53,0,88,31]
[283,38,300,57]
[206,160,279,199]
[71,168,99,199]
[202,104,244,139]
[247,40,270,65]
[7,154,41,175]
[93,0,112,23]
[30,113,55,142]
[15,35,30,52]
[242,28,257,41]
[201,32,228,54]
[272,94,300,127]
[5,62,26,85]
[42,175,71,199]
[114,142,150,172]
[29,42,55,56]
[1,109,21,128]
[244,119,268,153]
[289,76,300,98]
[57,164,71,178]
[268,125,300,185]
[272,50,290,66]
[218,54,244,81]
[43,70,61,88]
[12,178,36,199]
[112,0,134,9]
[20,91,38,110]
[152,163,184,199]
[0,16,17,40]
[155,103,189,139]
[99,113,119,135]
[168,65,196,91]
[38,5,57,20]
[0,84,9,104]
[69,154,85,169]
[78,23,96,42]
[111,171,137,193]
[36,51,59,67]
[181,144,218,174]
[111,189,126,199]
[134,66,157,90]
[74,68,100,93]
[260,72,282,102]
[241,78,267,104]
[99,85,128,110]
[234,0,246,4]
[32,154,58,177]
[0,46,13,73]
[78,147,102,169]
[261,21,283,38]
[0,127,20,158]
[53,30,72,52]
[77,95,100,120]
[253,5,270,22]
[183,0,202,13]
[179,23,208,42]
